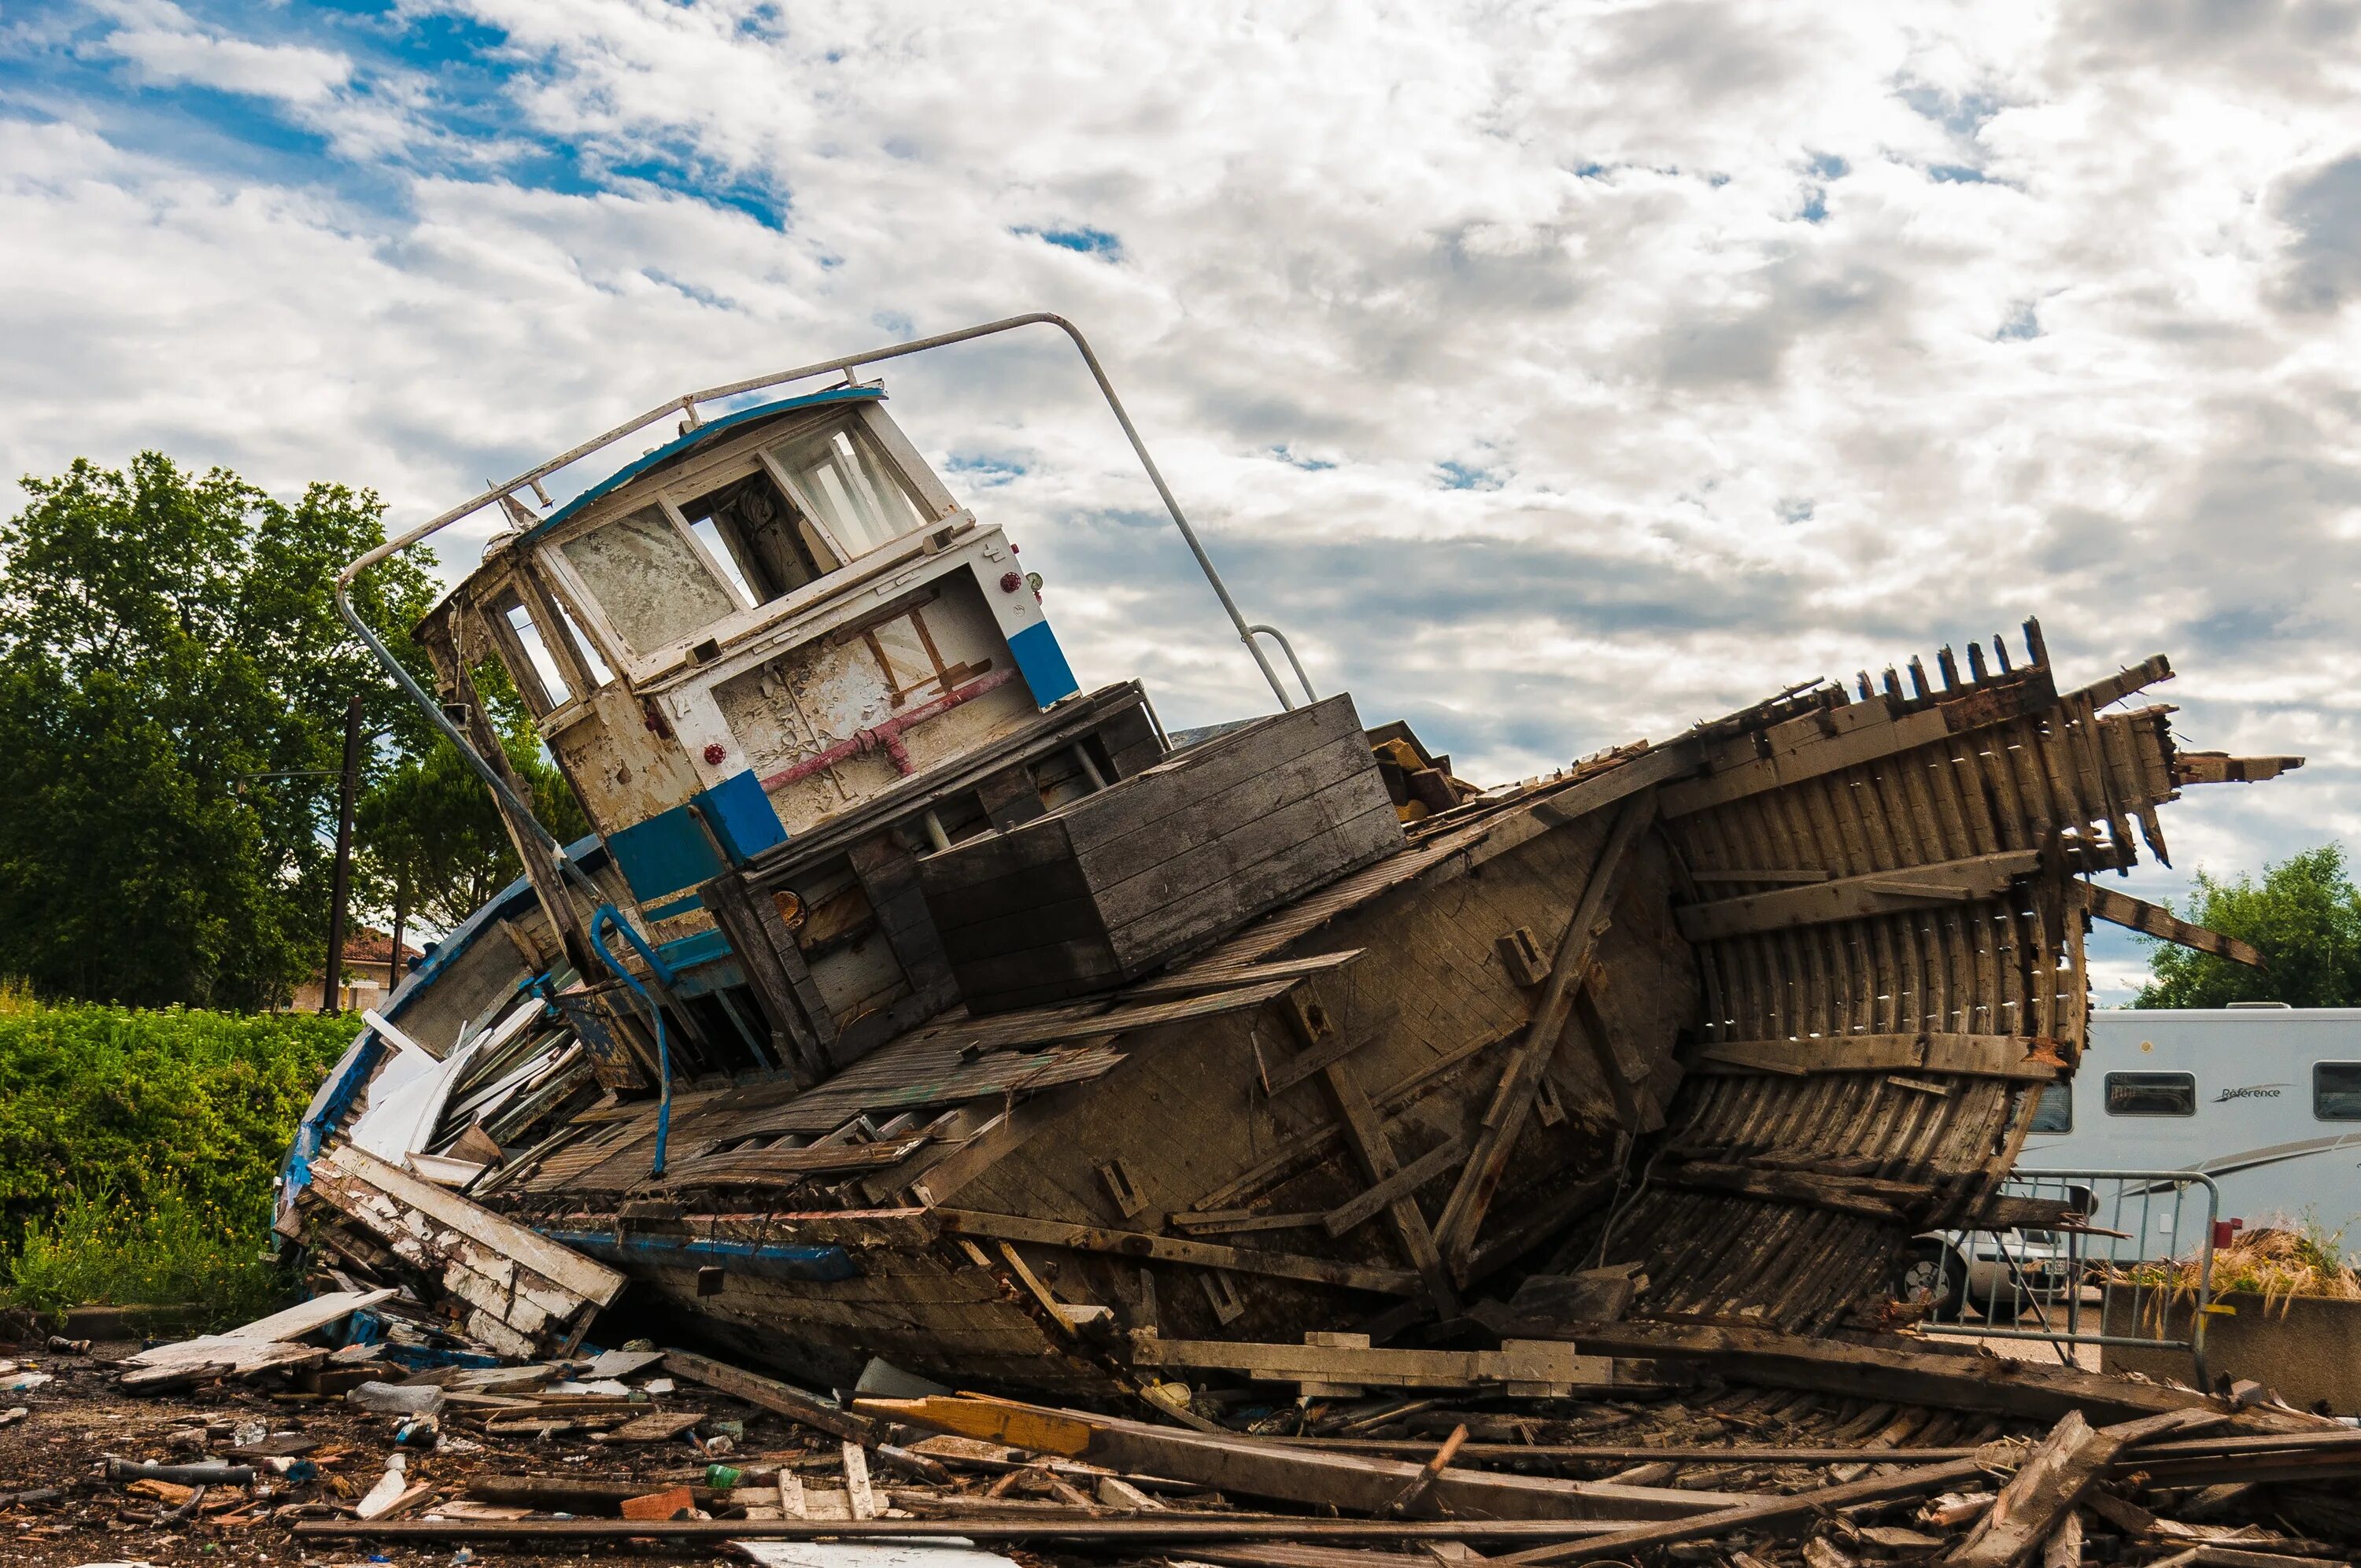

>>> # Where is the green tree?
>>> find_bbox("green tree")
[2132,844,2361,1008]
[0,454,441,1006]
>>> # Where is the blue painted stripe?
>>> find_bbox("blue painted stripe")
[538,1228,860,1283]
[653,927,733,971]
[1007,619,1079,706]
[693,770,789,863]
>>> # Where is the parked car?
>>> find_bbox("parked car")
[1901,1212,2086,1323]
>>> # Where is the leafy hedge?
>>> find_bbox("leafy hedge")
[0,991,353,1253]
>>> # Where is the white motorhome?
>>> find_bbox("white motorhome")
[2019,1005,2361,1234]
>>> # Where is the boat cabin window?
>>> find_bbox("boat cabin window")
[2315,1062,2361,1120]
[491,592,572,715]
[559,503,741,656]
[676,470,833,605]
[549,590,615,688]
[2104,1071,2195,1117]
[767,419,925,558]
[2029,1082,2072,1133]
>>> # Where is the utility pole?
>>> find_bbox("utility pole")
[321,695,364,1015]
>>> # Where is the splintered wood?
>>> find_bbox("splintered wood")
[302,1142,623,1358]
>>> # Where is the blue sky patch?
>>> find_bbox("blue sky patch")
[945,454,1026,486]
[1436,460,1503,492]
[1017,225,1122,259]
[1269,445,1336,470]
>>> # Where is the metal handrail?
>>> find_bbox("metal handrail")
[330,313,1301,873]
[1248,624,1317,704]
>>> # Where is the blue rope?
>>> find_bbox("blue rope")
[588,905,679,1178]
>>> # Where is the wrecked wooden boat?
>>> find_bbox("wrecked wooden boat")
[283,315,2302,1396]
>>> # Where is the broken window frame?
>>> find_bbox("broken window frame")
[529,404,966,688]
[483,580,576,719]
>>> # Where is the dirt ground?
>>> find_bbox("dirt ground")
[0,1340,852,1567]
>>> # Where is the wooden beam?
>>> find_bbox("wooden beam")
[1676,850,2039,942]
[295,1517,1694,1546]
[2062,654,2174,713]
[2174,752,2304,786]
[855,1393,1742,1520]
[659,1349,880,1444]
[1435,791,1657,1278]
[1265,1010,1395,1096]
[1501,1319,2325,1433]
[2082,884,2263,969]
[1321,1134,1465,1238]
[1659,1160,1935,1223]
[1129,1333,1627,1396]
[1691,1033,2061,1082]
[1118,950,1365,1005]
[1465,740,1699,873]
[933,1208,1424,1296]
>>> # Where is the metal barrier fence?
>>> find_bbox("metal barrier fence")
[1902,1168,2220,1385]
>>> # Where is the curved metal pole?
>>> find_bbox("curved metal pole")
[1247,624,1316,705]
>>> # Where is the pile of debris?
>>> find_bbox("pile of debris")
[2,1273,2354,1567]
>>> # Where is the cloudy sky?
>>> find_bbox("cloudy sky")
[7,0,2360,993]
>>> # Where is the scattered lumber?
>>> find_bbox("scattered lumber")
[1942,1408,2222,1568]
[120,1288,396,1389]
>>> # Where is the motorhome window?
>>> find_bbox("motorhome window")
[2104,1071,2195,1116]
[677,471,829,605]
[2029,1082,2072,1132]
[497,599,571,714]
[559,504,740,655]
[2315,1062,2361,1120]
[770,420,924,557]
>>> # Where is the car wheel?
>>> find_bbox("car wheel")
[1898,1241,1964,1321]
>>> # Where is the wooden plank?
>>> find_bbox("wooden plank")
[2174,752,2304,786]
[698,872,826,1083]
[1120,949,1364,1007]
[1660,1161,1932,1222]
[1132,1334,1624,1395]
[1509,1319,2326,1432]
[1942,1408,2222,1568]
[1434,790,1657,1277]
[934,1208,1423,1297]
[1320,1134,1467,1238]
[665,1136,931,1184]
[659,1350,883,1444]
[856,1393,1744,1521]
[1691,1032,2061,1081]
[321,1144,626,1305]
[2082,885,2263,969]
[1465,741,1700,872]
[2060,653,2172,712]
[299,1518,1710,1546]
[1676,850,2040,941]
[1266,1010,1395,1096]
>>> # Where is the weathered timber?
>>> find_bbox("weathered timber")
[858,1393,1745,1519]
[1675,850,2040,941]
[295,1517,1668,1544]
[2082,885,2263,969]
[1506,1319,2328,1433]
[659,1348,881,1444]
[2173,753,2304,786]
[1435,789,1657,1277]
[934,1208,1424,1295]
[1692,1034,2061,1081]
[1657,1160,1938,1223]
[1321,1134,1466,1238]
[1942,1408,2224,1568]
[1129,1334,1627,1396]
[921,694,1403,1012]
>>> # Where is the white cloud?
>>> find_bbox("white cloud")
[94,1,352,105]
[8,0,2361,998]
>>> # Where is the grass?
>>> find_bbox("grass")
[0,986,355,1328]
